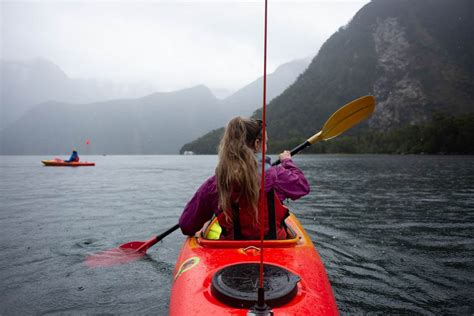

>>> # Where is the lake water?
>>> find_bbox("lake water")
[1,155,473,315]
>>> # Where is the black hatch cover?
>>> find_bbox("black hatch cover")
[211,263,300,308]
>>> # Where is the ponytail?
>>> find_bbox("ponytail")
[216,117,263,222]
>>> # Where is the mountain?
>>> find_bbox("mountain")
[1,58,69,129]
[0,57,308,155]
[185,58,310,142]
[220,58,311,118]
[181,0,474,154]
[0,58,155,130]
[0,85,222,154]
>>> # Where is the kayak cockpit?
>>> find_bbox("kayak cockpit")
[197,215,301,248]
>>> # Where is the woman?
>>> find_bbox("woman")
[179,117,310,240]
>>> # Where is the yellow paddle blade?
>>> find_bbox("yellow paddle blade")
[308,95,376,144]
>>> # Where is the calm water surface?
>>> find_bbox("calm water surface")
[0,155,473,315]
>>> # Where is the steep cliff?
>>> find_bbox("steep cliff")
[182,0,473,154]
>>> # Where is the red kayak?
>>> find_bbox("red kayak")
[169,213,338,315]
[41,159,95,167]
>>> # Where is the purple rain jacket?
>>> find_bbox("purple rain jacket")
[179,158,310,236]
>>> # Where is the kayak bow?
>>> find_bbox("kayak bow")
[169,213,338,315]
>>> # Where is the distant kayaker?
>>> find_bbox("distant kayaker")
[179,116,310,240]
[64,149,79,163]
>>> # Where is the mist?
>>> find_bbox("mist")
[1,0,369,93]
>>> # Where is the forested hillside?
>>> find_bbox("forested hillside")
[181,0,473,154]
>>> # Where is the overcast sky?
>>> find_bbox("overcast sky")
[1,0,369,93]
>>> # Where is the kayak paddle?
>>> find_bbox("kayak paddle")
[86,95,375,267]
[272,95,376,165]
[86,224,180,267]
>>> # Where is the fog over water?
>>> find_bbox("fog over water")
[0,155,473,314]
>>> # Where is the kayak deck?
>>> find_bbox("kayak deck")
[41,160,95,167]
[169,213,338,315]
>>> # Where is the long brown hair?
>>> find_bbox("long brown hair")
[215,117,263,222]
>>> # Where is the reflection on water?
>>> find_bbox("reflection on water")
[0,155,473,314]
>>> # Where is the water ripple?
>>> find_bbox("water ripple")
[1,155,473,314]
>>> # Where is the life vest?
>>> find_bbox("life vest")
[216,190,289,240]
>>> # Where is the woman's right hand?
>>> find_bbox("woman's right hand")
[279,150,291,161]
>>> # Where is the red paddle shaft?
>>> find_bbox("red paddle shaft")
[134,223,180,252]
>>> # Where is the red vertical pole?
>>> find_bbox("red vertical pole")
[259,0,268,292]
